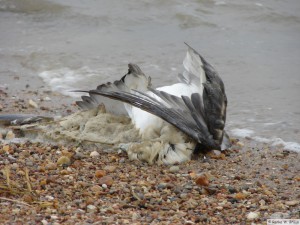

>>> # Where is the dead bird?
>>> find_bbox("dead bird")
[76,44,231,164]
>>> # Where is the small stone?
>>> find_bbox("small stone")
[98,176,113,186]
[195,174,209,187]
[73,151,85,160]
[119,158,125,163]
[285,200,299,206]
[90,151,100,157]
[157,183,168,189]
[228,186,237,194]
[246,212,260,220]
[90,185,102,194]
[102,184,108,189]
[45,162,57,170]
[180,193,188,199]
[41,219,48,225]
[3,145,10,153]
[169,166,180,173]
[23,193,34,203]
[235,192,247,200]
[17,170,25,176]
[12,208,20,214]
[44,97,51,101]
[104,165,116,172]
[60,169,71,175]
[11,163,19,170]
[28,99,38,108]
[87,205,97,213]
[95,170,106,178]
[236,141,244,147]
[57,156,71,166]
[5,130,15,140]
[270,212,290,219]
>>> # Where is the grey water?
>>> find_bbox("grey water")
[0,0,300,147]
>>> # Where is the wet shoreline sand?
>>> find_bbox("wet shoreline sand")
[0,87,299,224]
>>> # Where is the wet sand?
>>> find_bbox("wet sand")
[0,87,299,224]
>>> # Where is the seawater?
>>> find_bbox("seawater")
[0,0,300,150]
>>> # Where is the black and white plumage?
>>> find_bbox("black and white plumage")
[76,44,230,164]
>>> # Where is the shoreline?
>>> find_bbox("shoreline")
[1,87,300,224]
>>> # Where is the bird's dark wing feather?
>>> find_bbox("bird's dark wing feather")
[76,63,150,115]
[76,45,229,150]
[84,89,220,149]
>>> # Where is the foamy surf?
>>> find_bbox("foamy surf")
[230,128,300,153]
[38,67,100,97]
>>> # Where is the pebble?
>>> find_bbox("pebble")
[228,186,238,194]
[57,156,71,166]
[235,192,247,200]
[3,145,10,153]
[11,163,19,170]
[180,193,188,199]
[5,130,15,140]
[90,151,100,157]
[195,174,209,187]
[90,185,102,193]
[73,151,85,160]
[45,162,57,170]
[28,99,38,108]
[87,205,97,213]
[119,158,125,163]
[104,165,116,172]
[44,96,51,101]
[95,170,106,178]
[270,212,290,219]
[41,219,48,225]
[169,166,180,173]
[246,212,260,220]
[98,176,113,186]
[285,200,299,206]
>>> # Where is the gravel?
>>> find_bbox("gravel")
[0,87,300,224]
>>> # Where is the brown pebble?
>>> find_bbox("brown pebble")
[23,194,34,203]
[90,185,102,193]
[195,174,209,187]
[98,176,113,186]
[235,192,247,200]
[95,170,107,178]
[40,179,47,186]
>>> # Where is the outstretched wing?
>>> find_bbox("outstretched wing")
[76,64,150,115]
[76,45,228,150]
[84,88,219,149]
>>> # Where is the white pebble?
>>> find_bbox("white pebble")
[44,97,51,101]
[28,99,38,108]
[41,219,48,225]
[90,151,100,157]
[247,212,260,220]
[169,166,180,173]
[5,130,15,140]
[87,205,97,213]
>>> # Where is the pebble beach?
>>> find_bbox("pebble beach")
[0,84,299,225]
